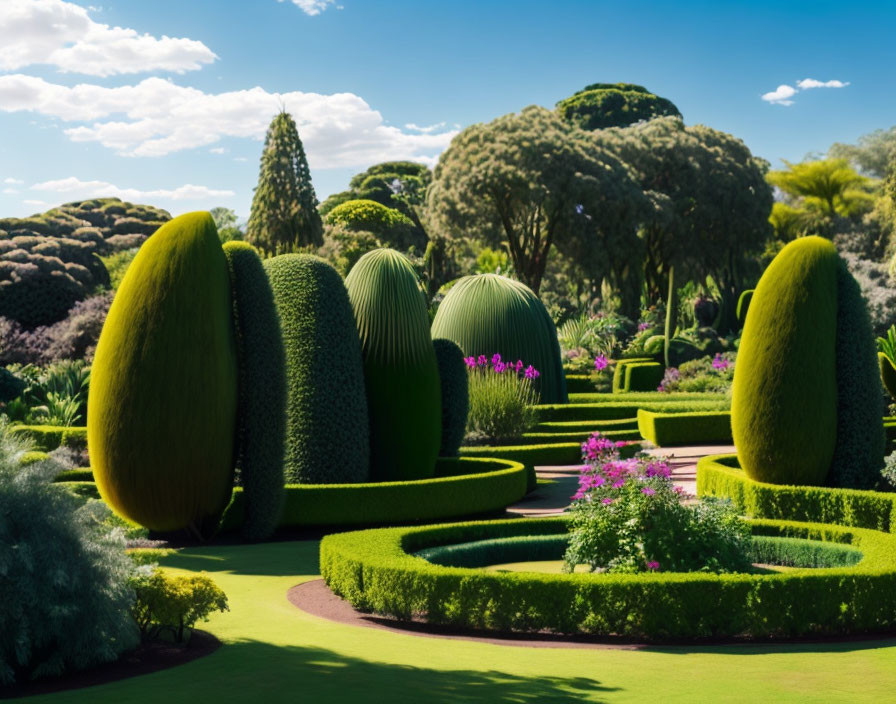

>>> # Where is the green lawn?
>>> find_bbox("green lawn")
[26,540,896,703]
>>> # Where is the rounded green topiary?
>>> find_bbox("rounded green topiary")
[88,212,238,537]
[732,236,839,486]
[222,241,286,540]
[345,248,441,481]
[432,338,469,457]
[430,274,568,404]
[264,253,369,484]
[828,259,885,488]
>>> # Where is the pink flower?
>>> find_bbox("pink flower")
[638,322,650,332]
[641,486,656,496]
[594,355,609,371]
[601,497,614,505]
[477,355,488,367]
[712,353,730,371]
[524,365,540,379]
[613,479,626,489]
[646,561,660,571]
[494,361,506,373]
[464,356,476,368]
[492,353,503,366]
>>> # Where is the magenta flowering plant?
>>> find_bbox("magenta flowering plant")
[464,353,541,445]
[593,354,608,372]
[564,433,751,574]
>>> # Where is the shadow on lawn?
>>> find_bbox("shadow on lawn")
[203,639,619,703]
[160,539,320,577]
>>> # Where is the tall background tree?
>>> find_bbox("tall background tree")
[247,111,323,255]
[556,82,681,130]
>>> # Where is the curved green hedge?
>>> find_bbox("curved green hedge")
[697,454,896,532]
[637,410,732,446]
[9,425,87,452]
[534,398,730,424]
[320,516,896,640]
[219,457,526,530]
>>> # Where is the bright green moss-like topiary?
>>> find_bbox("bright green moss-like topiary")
[732,236,839,486]
[223,241,286,540]
[432,338,469,457]
[345,248,441,481]
[264,254,369,484]
[88,212,238,537]
[430,274,567,404]
[829,259,885,488]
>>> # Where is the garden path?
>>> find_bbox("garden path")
[507,444,736,518]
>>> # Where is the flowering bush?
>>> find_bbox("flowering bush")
[564,433,751,574]
[463,354,539,445]
[658,352,736,393]
[558,311,634,372]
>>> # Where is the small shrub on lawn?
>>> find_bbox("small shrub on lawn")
[131,569,229,643]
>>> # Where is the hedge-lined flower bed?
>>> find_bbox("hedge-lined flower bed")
[320,516,896,640]
[697,454,896,532]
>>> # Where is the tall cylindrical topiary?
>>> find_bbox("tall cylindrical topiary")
[430,274,567,404]
[223,241,286,540]
[88,212,238,538]
[265,254,369,484]
[432,338,469,457]
[664,266,677,369]
[345,248,441,481]
[731,236,839,486]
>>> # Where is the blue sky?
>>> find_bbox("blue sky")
[1,0,893,219]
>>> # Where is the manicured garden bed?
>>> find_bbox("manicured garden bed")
[637,409,732,446]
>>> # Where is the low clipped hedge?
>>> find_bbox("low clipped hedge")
[637,410,732,446]
[219,457,527,532]
[568,391,729,404]
[564,374,594,394]
[9,425,87,452]
[320,516,896,640]
[536,418,639,433]
[623,362,665,393]
[534,399,730,424]
[697,454,896,532]
[521,429,641,444]
[611,357,653,393]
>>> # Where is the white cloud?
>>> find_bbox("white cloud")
[30,176,235,202]
[279,0,335,16]
[405,122,447,134]
[797,78,850,90]
[23,199,47,206]
[2,188,20,194]
[761,84,797,106]
[0,0,216,76]
[0,74,459,166]
[3,177,24,184]
[209,147,228,154]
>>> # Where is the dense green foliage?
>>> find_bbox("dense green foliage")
[829,260,885,488]
[219,457,527,530]
[223,241,286,540]
[247,111,323,254]
[0,433,138,685]
[749,535,862,569]
[432,338,469,456]
[732,237,839,486]
[325,199,419,251]
[88,212,238,537]
[697,454,896,532]
[264,254,369,484]
[321,516,896,639]
[8,424,87,452]
[555,82,681,130]
[431,274,568,403]
[882,353,896,400]
[464,366,538,445]
[637,410,732,446]
[345,248,441,480]
[131,569,229,643]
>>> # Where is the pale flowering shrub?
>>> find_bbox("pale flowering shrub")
[564,433,751,574]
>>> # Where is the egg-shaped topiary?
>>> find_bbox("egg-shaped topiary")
[432,338,469,457]
[732,236,839,486]
[223,241,286,540]
[430,274,567,404]
[264,253,369,484]
[88,212,238,538]
[345,248,441,481]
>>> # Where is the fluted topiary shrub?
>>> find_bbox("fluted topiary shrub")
[223,241,286,540]
[829,259,885,488]
[265,254,369,484]
[433,338,469,457]
[732,236,839,486]
[88,212,238,538]
[345,248,441,481]
[430,274,567,404]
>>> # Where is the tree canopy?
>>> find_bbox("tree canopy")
[556,82,681,131]
[767,158,875,217]
[247,111,323,255]
[829,127,896,179]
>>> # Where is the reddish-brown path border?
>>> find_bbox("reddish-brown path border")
[0,630,221,700]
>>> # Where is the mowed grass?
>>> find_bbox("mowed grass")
[23,539,896,704]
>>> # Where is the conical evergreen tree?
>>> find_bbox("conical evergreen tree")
[247,111,323,254]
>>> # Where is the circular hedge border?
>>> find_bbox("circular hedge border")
[320,516,896,640]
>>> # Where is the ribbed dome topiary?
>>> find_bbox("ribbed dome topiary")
[264,254,369,484]
[345,248,441,481]
[432,338,469,457]
[88,212,238,538]
[430,274,567,404]
[223,241,286,540]
[732,236,839,486]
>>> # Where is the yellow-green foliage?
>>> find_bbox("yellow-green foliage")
[732,236,839,486]
[131,569,229,642]
[345,249,441,480]
[881,353,896,400]
[88,212,238,537]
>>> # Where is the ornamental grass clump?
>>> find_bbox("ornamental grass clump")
[565,433,751,574]
[463,354,539,445]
